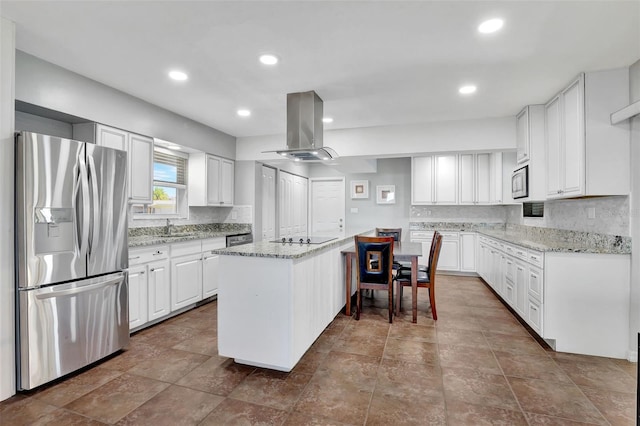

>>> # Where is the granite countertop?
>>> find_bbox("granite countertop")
[129,230,243,248]
[213,229,373,259]
[477,229,631,254]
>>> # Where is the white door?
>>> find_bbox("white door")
[221,159,234,205]
[128,265,148,330]
[310,178,345,236]
[171,254,203,311]
[206,155,221,204]
[148,259,170,321]
[202,253,219,298]
[278,171,295,238]
[261,166,276,241]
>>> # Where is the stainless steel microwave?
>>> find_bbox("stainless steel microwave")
[512,165,529,199]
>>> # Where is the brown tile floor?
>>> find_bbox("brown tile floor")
[1,275,636,425]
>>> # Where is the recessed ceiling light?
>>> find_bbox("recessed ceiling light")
[478,18,504,34]
[168,70,188,81]
[259,54,279,65]
[322,117,333,123]
[459,85,477,95]
[237,109,251,117]
[294,158,301,162]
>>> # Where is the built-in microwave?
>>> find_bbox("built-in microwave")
[512,165,529,199]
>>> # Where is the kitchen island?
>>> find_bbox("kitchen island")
[212,230,370,371]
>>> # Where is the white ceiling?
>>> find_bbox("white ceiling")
[1,1,639,139]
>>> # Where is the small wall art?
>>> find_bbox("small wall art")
[376,185,396,204]
[350,180,369,199]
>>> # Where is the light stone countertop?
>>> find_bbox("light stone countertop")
[212,229,373,259]
[129,231,239,248]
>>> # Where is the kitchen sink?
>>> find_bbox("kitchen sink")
[160,232,194,238]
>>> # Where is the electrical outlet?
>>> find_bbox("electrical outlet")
[587,207,596,219]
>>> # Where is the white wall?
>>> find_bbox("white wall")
[0,17,15,401]
[236,116,516,161]
[309,158,412,239]
[15,51,236,159]
[629,58,640,361]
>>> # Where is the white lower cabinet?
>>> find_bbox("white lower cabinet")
[460,232,476,272]
[171,252,203,311]
[128,245,170,331]
[202,237,226,299]
[128,264,148,330]
[527,297,543,335]
[438,232,460,271]
[514,261,527,317]
[148,259,171,321]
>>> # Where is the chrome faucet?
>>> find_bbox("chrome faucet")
[165,218,173,236]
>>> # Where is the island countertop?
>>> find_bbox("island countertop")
[212,229,373,259]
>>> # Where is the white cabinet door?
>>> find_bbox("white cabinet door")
[221,159,234,205]
[148,259,170,321]
[438,233,460,271]
[561,77,585,197]
[476,153,491,204]
[528,266,543,301]
[434,155,457,204]
[261,166,277,241]
[514,261,527,316]
[206,155,222,205]
[96,124,127,151]
[202,252,219,298]
[128,265,148,330]
[516,107,530,164]
[128,133,153,204]
[411,156,434,204]
[278,171,294,237]
[490,152,503,204]
[458,154,475,205]
[460,232,476,272]
[545,95,562,197]
[527,297,543,335]
[171,253,203,311]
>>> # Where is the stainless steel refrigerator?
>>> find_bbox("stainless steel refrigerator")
[15,131,130,390]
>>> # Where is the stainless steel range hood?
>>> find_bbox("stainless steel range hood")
[265,91,338,161]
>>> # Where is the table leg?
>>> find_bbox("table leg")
[345,253,352,316]
[411,256,418,323]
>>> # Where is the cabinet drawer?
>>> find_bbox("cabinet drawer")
[504,257,515,283]
[440,231,459,239]
[171,241,203,257]
[129,245,170,265]
[202,237,226,252]
[528,250,544,268]
[527,297,543,335]
[410,231,434,240]
[513,247,528,261]
[528,266,543,301]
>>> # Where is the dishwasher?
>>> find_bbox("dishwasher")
[226,233,253,247]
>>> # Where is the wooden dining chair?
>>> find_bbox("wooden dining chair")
[395,232,443,320]
[354,235,395,323]
[375,228,406,270]
[398,230,440,275]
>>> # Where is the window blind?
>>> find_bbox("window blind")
[153,150,187,185]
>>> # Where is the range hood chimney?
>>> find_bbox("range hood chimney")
[266,90,338,161]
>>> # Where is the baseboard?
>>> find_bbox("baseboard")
[627,350,637,363]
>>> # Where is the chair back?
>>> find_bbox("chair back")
[428,233,443,281]
[376,227,402,242]
[355,236,395,285]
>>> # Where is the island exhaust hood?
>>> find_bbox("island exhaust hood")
[264,91,338,161]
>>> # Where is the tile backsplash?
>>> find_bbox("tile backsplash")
[411,205,506,223]
[129,205,253,228]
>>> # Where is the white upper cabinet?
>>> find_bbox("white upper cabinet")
[516,107,530,165]
[545,69,630,199]
[412,154,458,204]
[73,123,153,204]
[96,124,127,151]
[127,133,153,204]
[189,153,235,206]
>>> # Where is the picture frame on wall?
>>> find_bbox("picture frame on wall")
[376,185,396,204]
[350,180,369,199]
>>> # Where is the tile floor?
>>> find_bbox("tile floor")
[0,274,636,425]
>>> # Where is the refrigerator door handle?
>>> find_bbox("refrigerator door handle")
[34,275,122,299]
[78,155,90,258]
[87,155,100,256]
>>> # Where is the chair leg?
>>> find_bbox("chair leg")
[429,285,437,321]
[388,285,393,323]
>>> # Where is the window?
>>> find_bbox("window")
[131,148,188,218]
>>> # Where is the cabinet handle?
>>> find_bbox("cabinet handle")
[130,256,140,260]
[140,271,145,275]
[153,251,164,256]
[530,255,537,260]
[150,268,154,272]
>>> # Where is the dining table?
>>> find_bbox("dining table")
[341,241,423,323]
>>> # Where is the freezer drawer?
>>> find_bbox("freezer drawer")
[18,272,130,390]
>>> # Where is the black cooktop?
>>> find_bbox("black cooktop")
[271,236,337,245]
